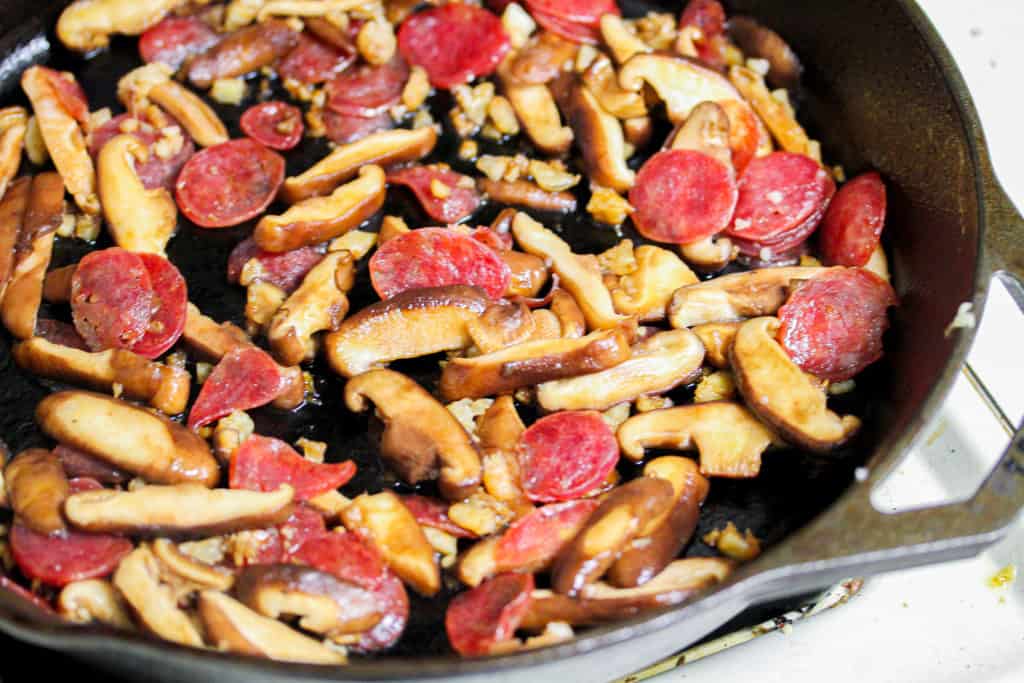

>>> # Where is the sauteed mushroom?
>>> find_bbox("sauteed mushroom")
[728,65,811,156]
[478,179,578,213]
[151,538,235,592]
[599,15,650,65]
[728,16,803,90]
[113,545,204,647]
[691,322,740,369]
[679,236,737,273]
[611,245,699,321]
[57,579,134,628]
[5,448,69,534]
[502,83,573,155]
[117,65,228,148]
[0,107,26,199]
[618,54,740,125]
[565,85,635,193]
[57,0,182,52]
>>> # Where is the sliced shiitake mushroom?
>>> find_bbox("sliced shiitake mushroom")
[282,127,437,203]
[550,289,586,338]
[467,300,536,355]
[731,317,861,452]
[57,579,134,629]
[582,54,647,120]
[57,0,181,52]
[42,264,76,303]
[691,322,740,369]
[678,235,737,273]
[478,179,577,213]
[440,327,632,402]
[0,176,29,304]
[617,402,782,478]
[618,54,741,125]
[667,266,824,328]
[728,16,803,90]
[15,337,191,414]
[565,84,635,193]
[728,66,810,156]
[504,31,579,85]
[151,538,235,592]
[501,82,573,155]
[36,391,219,487]
[5,448,69,535]
[599,14,650,65]
[341,491,440,596]
[667,100,732,168]
[536,329,704,412]
[116,65,228,148]
[345,369,481,501]
[501,250,549,298]
[611,245,699,321]
[65,484,293,536]
[0,107,26,200]
[325,285,489,378]
[477,395,526,453]
[113,545,204,647]
[198,590,346,664]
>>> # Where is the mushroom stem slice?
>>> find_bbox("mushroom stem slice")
[5,448,69,535]
[599,15,651,65]
[98,134,177,255]
[198,590,346,664]
[728,65,811,156]
[0,176,29,305]
[478,179,577,213]
[618,54,741,125]
[0,107,27,201]
[65,484,294,536]
[113,545,205,647]
[731,317,861,452]
[149,80,228,148]
[151,538,235,591]
[678,235,736,273]
[537,329,704,412]
[691,322,740,369]
[611,245,699,322]
[345,369,481,501]
[477,395,526,453]
[581,55,648,119]
[57,579,134,629]
[667,100,733,168]
[502,82,573,155]
[565,84,635,193]
[57,0,182,52]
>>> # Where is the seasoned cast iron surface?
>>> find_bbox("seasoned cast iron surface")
[0,0,888,659]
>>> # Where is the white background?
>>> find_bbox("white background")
[655,1,1024,681]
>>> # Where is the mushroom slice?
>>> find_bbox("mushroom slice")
[522,558,733,629]
[151,538,235,592]
[21,68,97,214]
[235,564,381,639]
[467,300,536,355]
[64,483,294,536]
[1,173,62,339]
[667,100,732,167]
[0,177,29,303]
[550,289,585,338]
[612,245,699,321]
[0,107,27,200]
[267,251,355,366]
[731,317,861,452]
[57,579,134,629]
[37,391,219,487]
[504,31,579,85]
[341,491,440,597]
[325,285,489,378]
[691,322,740,369]
[565,84,635,193]
[728,16,803,91]
[502,251,549,298]
[678,235,736,273]
[282,127,437,204]
[199,590,346,664]
[114,546,205,647]
[582,55,647,120]
[551,477,676,596]
[599,15,651,65]
[667,266,825,328]
[5,448,70,535]
[477,395,526,453]
[117,65,228,148]
[728,66,811,156]
[537,329,704,412]
[512,212,628,330]
[255,165,386,253]
[57,0,181,52]
[42,264,75,303]
[478,179,577,213]
[502,83,573,155]
[97,134,177,255]
[617,402,783,477]
[440,327,632,402]
[345,369,481,501]
[618,54,741,125]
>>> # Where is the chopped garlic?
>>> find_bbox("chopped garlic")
[799,254,823,268]
[430,178,452,199]
[74,213,101,241]
[454,82,495,127]
[213,410,254,462]
[598,240,638,276]
[587,186,634,225]
[747,58,771,76]
[178,537,228,566]
[448,492,513,537]
[529,159,580,192]
[245,280,286,330]
[695,371,736,403]
[86,107,112,135]
[576,44,599,72]
[422,527,458,568]
[446,398,494,437]
[501,3,536,49]
[487,96,520,136]
[476,155,509,182]
[704,522,762,562]
[633,12,677,50]
[401,65,431,110]
[458,139,479,161]
[153,126,184,160]
[411,108,435,130]
[295,437,327,463]
[196,362,214,384]
[209,78,247,105]
[357,19,396,65]
[378,215,410,244]
[224,0,263,30]
[635,395,673,412]
[601,402,631,431]
[57,210,76,237]
[329,230,377,259]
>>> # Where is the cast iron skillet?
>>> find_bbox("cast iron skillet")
[0,1,1021,681]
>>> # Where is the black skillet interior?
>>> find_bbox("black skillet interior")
[0,0,981,664]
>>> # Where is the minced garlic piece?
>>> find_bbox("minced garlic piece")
[799,254,823,268]
[476,155,509,182]
[827,379,856,396]
[224,0,263,30]
[704,522,762,562]
[153,126,184,160]
[487,96,520,136]
[528,159,580,192]
[329,230,377,259]
[454,82,495,127]
[357,19,396,65]
[576,44,599,72]
[458,139,479,161]
[501,2,536,50]
[74,213,101,241]
[694,370,737,403]
[411,108,435,130]
[24,115,48,165]
[635,395,673,412]
[422,527,458,569]
[196,362,214,384]
[210,78,247,105]
[178,537,228,566]
[401,65,430,110]
[378,215,410,243]
[747,58,771,76]
[601,402,631,431]
[446,398,494,437]
[448,492,513,537]
[245,280,286,331]
[213,410,254,462]
[86,107,112,135]
[598,239,637,276]
[57,209,76,237]
[633,12,677,50]
[283,77,316,103]
[430,178,452,199]
[295,437,327,463]
[587,186,634,225]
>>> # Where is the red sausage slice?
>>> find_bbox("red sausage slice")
[445,573,534,656]
[70,248,156,352]
[494,499,599,572]
[819,172,887,267]
[237,505,328,567]
[386,166,482,224]
[531,9,602,45]
[397,4,510,89]
[230,435,356,501]
[680,0,729,68]
[55,443,129,485]
[778,268,898,381]
[525,0,618,24]
[630,149,739,245]
[402,495,477,539]
[240,101,304,151]
[227,237,325,294]
[35,319,89,351]
[187,347,285,430]
[278,33,355,85]
[726,152,836,257]
[322,110,394,145]
[175,139,286,228]
[325,55,409,117]
[139,16,221,72]
[518,411,619,503]
[90,114,196,191]
[131,253,188,359]
[369,227,511,300]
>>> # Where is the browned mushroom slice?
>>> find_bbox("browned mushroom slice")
[5,448,69,535]
[325,285,489,378]
[41,264,75,303]
[502,251,549,298]
[582,55,647,119]
[64,484,294,536]
[550,289,585,338]
[618,54,741,125]
[522,558,733,630]
[15,337,191,414]
[536,329,703,412]
[599,15,651,65]
[617,402,782,477]
[0,177,29,304]
[282,127,437,204]
[1,173,63,339]
[267,251,355,366]
[255,165,385,253]
[36,391,219,487]
[478,178,577,213]
[728,16,803,90]
[622,115,653,147]
[187,20,298,89]
[340,491,440,596]
[691,322,740,369]
[235,564,381,639]
[504,31,579,85]
[667,266,825,328]
[551,477,676,596]
[56,0,181,52]
[667,100,732,167]
[512,212,628,330]
[502,83,573,155]
[466,300,536,355]
[97,134,177,255]
[57,579,134,629]
[345,369,481,501]
[0,107,27,200]
[117,65,229,148]
[440,327,632,402]
[199,590,346,664]
[731,317,861,452]
[477,395,526,452]
[728,66,811,156]
[565,84,635,193]
[114,545,204,647]
[678,235,737,273]
[612,245,699,322]
[151,538,235,592]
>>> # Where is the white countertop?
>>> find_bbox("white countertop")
[653,1,1024,681]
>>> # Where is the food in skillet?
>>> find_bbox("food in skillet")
[0,0,898,662]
